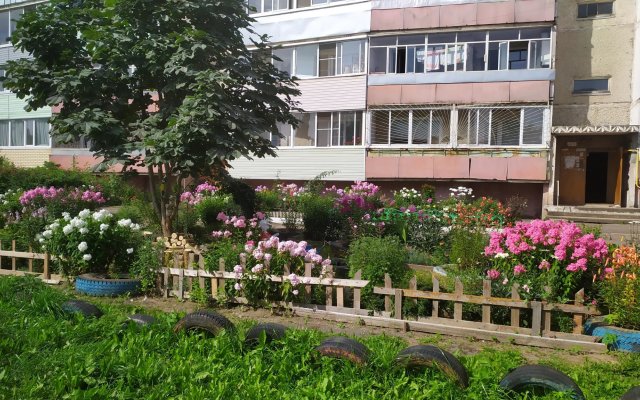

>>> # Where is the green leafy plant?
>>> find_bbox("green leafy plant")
[301,195,345,241]
[449,228,489,269]
[129,238,163,294]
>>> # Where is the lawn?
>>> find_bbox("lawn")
[0,276,638,400]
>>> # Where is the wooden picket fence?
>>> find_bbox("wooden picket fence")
[0,240,59,283]
[159,249,605,352]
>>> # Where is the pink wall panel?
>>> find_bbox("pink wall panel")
[371,9,403,31]
[439,3,477,27]
[476,1,515,25]
[472,82,510,103]
[367,85,402,105]
[371,0,552,31]
[435,83,473,104]
[403,7,439,30]
[401,84,436,104]
[507,157,548,181]
[365,157,399,178]
[433,156,470,179]
[515,0,555,23]
[470,157,508,180]
[398,156,435,179]
[509,81,550,102]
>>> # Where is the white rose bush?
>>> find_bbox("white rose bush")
[39,209,143,277]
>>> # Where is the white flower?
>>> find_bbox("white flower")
[234,282,242,291]
[100,223,109,232]
[130,223,140,231]
[92,210,109,221]
[78,209,91,218]
[79,228,89,234]
[83,254,92,261]
[42,230,52,239]
[292,289,299,296]
[63,225,73,235]
[78,241,88,252]
[50,222,59,230]
[126,248,134,254]
[62,212,71,221]
[117,219,132,228]
[39,238,45,243]
[494,252,509,259]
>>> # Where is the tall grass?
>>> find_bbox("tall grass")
[0,276,638,399]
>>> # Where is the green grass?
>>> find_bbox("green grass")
[0,276,638,399]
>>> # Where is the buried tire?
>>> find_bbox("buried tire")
[125,313,156,328]
[61,300,103,319]
[315,336,370,365]
[244,323,287,347]
[394,345,469,388]
[173,310,235,337]
[499,365,585,400]
[621,386,640,400]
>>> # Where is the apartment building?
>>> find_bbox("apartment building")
[231,0,555,216]
[550,0,640,209]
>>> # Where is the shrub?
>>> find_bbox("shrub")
[255,188,281,210]
[449,228,489,269]
[0,162,97,194]
[301,195,345,241]
[195,195,240,228]
[598,245,640,330]
[219,177,256,218]
[129,238,163,293]
[347,236,409,310]
[39,209,143,277]
[485,220,608,302]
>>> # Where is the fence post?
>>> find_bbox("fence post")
[43,253,50,280]
[573,289,585,334]
[543,286,552,333]
[325,265,333,307]
[28,245,33,273]
[394,288,403,320]
[384,273,392,313]
[432,275,440,318]
[336,286,344,308]
[409,275,417,308]
[163,266,170,298]
[11,240,16,271]
[511,283,520,327]
[453,278,463,321]
[353,269,362,311]
[482,279,491,324]
[304,263,312,304]
[187,252,195,292]
[177,268,184,300]
[531,301,542,336]
[218,258,226,296]
[198,253,206,292]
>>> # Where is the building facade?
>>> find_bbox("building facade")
[2,0,639,217]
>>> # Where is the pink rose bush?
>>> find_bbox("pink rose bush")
[485,219,608,302]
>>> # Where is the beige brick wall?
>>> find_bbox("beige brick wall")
[0,149,51,168]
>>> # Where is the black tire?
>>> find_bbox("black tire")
[244,323,287,347]
[621,386,640,400]
[499,365,585,400]
[173,310,235,337]
[394,345,469,388]
[61,300,103,318]
[127,313,156,327]
[315,336,370,365]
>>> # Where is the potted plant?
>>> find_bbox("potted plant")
[39,209,144,296]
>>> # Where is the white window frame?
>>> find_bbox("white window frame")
[0,118,51,148]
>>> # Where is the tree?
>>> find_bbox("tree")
[6,0,300,235]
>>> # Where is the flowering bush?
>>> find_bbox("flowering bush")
[443,197,513,229]
[230,236,331,306]
[39,209,142,277]
[598,246,640,329]
[449,186,474,202]
[393,185,435,209]
[485,220,608,302]
[211,212,267,244]
[325,181,383,215]
[179,183,218,205]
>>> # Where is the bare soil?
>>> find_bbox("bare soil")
[78,290,619,366]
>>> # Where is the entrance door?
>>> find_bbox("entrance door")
[585,152,608,203]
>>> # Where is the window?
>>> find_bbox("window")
[371,109,451,145]
[248,0,289,14]
[573,78,609,94]
[457,107,545,146]
[0,68,5,92]
[273,40,366,79]
[0,118,50,147]
[290,111,363,147]
[578,2,614,18]
[0,7,29,45]
[371,28,551,74]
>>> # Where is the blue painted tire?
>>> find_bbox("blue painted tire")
[584,318,640,353]
[75,274,141,297]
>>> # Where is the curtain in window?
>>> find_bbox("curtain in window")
[35,119,49,146]
[10,120,23,146]
[0,120,8,146]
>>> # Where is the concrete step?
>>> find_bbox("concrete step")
[547,214,640,224]
[546,205,640,215]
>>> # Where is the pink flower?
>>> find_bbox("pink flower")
[502,278,509,285]
[255,211,266,220]
[522,284,531,293]
[217,212,228,221]
[244,241,255,253]
[538,260,550,271]
[486,269,501,280]
[513,264,527,275]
